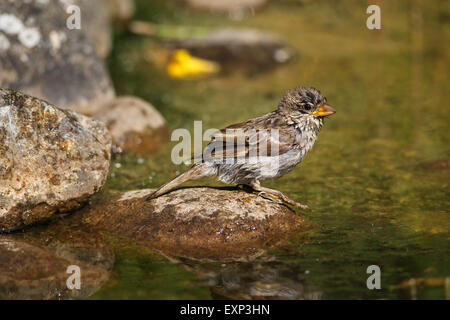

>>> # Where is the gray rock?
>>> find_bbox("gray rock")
[93,96,168,154]
[0,88,111,232]
[77,187,306,260]
[62,0,112,58]
[166,28,295,75]
[0,0,115,115]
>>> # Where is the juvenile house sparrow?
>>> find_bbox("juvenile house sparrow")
[147,87,336,209]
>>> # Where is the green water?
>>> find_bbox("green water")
[91,0,449,299]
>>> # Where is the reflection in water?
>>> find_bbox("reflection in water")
[390,276,450,300]
[168,254,322,300]
[0,223,114,300]
[210,262,322,300]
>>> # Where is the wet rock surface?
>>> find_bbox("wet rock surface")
[0,0,115,115]
[0,89,111,232]
[93,96,169,154]
[166,28,295,75]
[78,187,306,260]
[0,224,114,299]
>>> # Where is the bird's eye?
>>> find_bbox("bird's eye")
[304,104,312,111]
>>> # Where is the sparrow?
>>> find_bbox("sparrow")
[147,87,336,209]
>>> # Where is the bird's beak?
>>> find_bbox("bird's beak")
[313,104,336,117]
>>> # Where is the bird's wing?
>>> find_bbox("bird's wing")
[196,119,298,163]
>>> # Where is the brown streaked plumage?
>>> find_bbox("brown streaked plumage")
[147,87,336,209]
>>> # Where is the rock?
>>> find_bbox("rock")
[93,96,169,154]
[62,0,112,58]
[107,0,135,23]
[0,89,111,232]
[166,28,295,75]
[0,225,114,299]
[184,0,269,19]
[0,0,115,115]
[77,187,305,260]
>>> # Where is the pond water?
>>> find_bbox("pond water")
[91,0,449,299]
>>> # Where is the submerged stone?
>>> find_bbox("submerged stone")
[0,88,111,232]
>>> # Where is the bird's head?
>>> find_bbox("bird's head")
[278,87,336,122]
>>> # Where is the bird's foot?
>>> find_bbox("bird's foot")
[289,201,310,210]
[257,191,284,207]
[256,191,310,211]
[275,195,310,210]
[257,191,273,201]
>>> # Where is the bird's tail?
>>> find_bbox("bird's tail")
[146,163,210,200]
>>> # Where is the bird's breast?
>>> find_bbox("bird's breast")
[294,118,321,153]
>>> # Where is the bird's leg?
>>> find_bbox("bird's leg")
[249,180,310,210]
